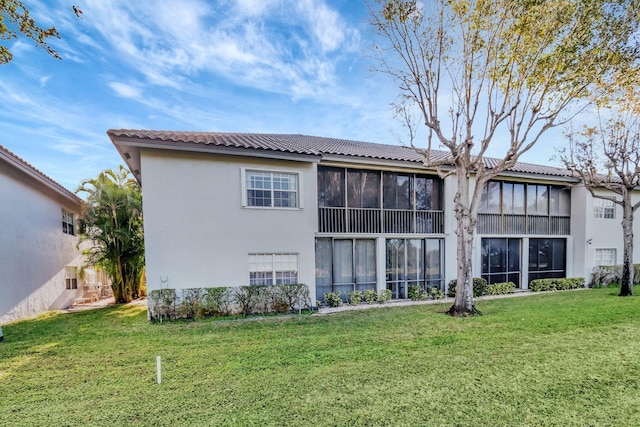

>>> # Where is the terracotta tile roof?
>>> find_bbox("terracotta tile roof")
[0,145,81,204]
[108,129,571,178]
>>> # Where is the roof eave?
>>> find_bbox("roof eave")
[0,148,82,207]
[108,135,322,185]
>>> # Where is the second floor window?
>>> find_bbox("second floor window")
[62,209,75,235]
[245,170,298,208]
[593,198,615,219]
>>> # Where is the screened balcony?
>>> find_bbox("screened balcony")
[317,167,444,234]
[476,181,571,236]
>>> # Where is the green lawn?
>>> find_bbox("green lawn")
[1,288,639,426]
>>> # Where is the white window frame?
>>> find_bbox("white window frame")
[65,266,78,290]
[593,198,615,219]
[248,253,299,286]
[241,168,303,209]
[62,209,75,235]
[595,248,617,266]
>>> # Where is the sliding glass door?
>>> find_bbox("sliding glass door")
[386,239,444,299]
[481,238,521,287]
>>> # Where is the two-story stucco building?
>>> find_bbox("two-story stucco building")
[107,130,635,302]
[0,146,108,323]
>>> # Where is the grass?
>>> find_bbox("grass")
[1,288,639,426]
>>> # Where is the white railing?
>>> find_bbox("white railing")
[319,207,444,234]
[477,214,570,235]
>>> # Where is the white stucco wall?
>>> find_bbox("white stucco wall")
[139,150,317,296]
[0,168,83,324]
[577,185,640,278]
[443,175,458,290]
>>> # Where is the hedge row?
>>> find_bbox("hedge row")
[590,264,640,288]
[321,289,393,307]
[529,278,584,292]
[487,282,516,295]
[148,284,312,322]
[447,278,516,297]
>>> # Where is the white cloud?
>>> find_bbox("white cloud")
[297,0,345,52]
[109,82,143,99]
[39,75,51,87]
[78,0,362,102]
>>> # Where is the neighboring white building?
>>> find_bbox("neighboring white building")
[107,130,639,302]
[0,146,105,324]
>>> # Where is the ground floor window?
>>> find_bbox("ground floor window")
[528,238,566,282]
[65,266,78,290]
[595,248,616,266]
[249,253,299,286]
[386,238,444,299]
[315,238,376,300]
[481,238,521,286]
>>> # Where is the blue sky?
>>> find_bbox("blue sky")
[1,0,566,191]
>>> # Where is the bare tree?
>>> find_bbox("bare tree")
[370,0,640,315]
[560,109,640,296]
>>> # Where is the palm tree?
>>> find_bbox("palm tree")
[76,166,145,303]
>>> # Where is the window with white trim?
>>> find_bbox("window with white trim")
[245,170,299,208]
[595,248,616,266]
[593,198,615,219]
[65,266,78,289]
[249,253,299,285]
[62,209,75,235]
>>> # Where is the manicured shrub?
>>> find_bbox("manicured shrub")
[364,289,378,304]
[148,288,177,322]
[487,282,516,295]
[590,264,640,288]
[234,286,263,317]
[266,286,289,314]
[323,291,343,307]
[178,288,206,319]
[346,290,363,305]
[447,278,488,298]
[377,289,392,303]
[277,283,311,313]
[408,284,427,301]
[529,278,584,292]
[428,286,445,300]
[590,265,617,288]
[203,287,232,316]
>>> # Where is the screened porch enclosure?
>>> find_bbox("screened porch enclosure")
[386,239,444,299]
[481,238,522,286]
[318,167,444,234]
[315,238,444,300]
[480,237,568,287]
[315,238,377,301]
[477,181,571,235]
[528,238,566,281]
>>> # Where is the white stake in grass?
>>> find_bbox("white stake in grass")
[156,356,162,384]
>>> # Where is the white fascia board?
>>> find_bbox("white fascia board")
[491,170,579,185]
[319,154,452,174]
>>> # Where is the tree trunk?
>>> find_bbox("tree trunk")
[620,199,634,296]
[447,171,481,316]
